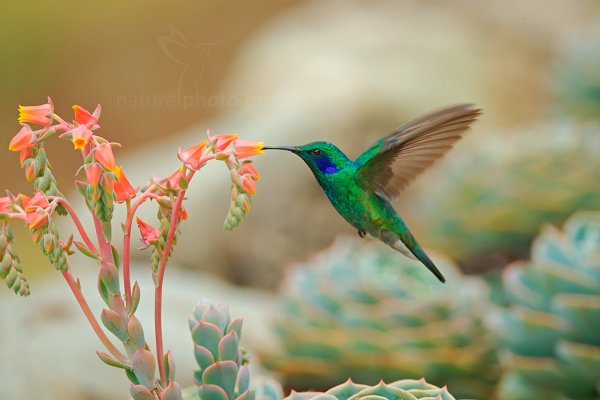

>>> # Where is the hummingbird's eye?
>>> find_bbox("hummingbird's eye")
[311,148,322,156]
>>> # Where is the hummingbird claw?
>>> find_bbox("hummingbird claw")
[358,229,366,238]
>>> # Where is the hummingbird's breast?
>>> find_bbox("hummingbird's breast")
[321,169,388,233]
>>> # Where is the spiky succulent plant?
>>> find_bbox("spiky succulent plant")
[186,299,254,400]
[489,211,600,399]
[407,121,600,271]
[261,237,496,399]
[286,378,460,400]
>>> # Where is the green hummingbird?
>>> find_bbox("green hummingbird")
[264,104,482,283]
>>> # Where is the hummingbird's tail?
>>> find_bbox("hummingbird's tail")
[380,228,446,283]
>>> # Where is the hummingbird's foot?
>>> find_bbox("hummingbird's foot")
[358,229,366,238]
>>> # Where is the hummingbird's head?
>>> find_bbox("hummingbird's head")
[264,141,352,176]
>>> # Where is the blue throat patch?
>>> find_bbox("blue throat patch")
[315,155,339,174]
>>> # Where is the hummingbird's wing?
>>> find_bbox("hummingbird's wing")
[355,103,481,201]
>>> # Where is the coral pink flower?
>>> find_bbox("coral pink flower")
[102,173,115,193]
[84,163,103,186]
[20,192,50,229]
[0,196,11,213]
[19,146,34,165]
[70,125,93,150]
[233,139,264,159]
[164,168,186,190]
[114,166,137,203]
[73,104,98,126]
[241,162,260,181]
[213,134,238,151]
[94,143,117,171]
[178,141,207,170]
[18,99,53,126]
[8,125,34,152]
[136,217,161,246]
[240,175,256,195]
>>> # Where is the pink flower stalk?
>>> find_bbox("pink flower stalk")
[177,141,207,170]
[94,143,117,171]
[8,125,34,152]
[85,163,103,186]
[73,104,99,126]
[233,139,264,159]
[114,166,137,203]
[70,125,93,150]
[241,162,260,181]
[136,217,161,246]
[240,175,257,195]
[212,134,238,151]
[18,100,53,126]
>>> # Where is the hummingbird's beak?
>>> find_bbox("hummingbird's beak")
[262,145,299,153]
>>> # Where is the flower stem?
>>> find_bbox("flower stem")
[62,269,127,362]
[123,190,158,309]
[52,197,98,255]
[154,171,194,384]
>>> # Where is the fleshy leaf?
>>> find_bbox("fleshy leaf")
[202,361,238,400]
[199,384,229,400]
[218,331,239,362]
[191,321,222,359]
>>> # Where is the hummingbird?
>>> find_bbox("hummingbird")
[264,104,482,283]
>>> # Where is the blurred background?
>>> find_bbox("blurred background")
[1,0,600,399]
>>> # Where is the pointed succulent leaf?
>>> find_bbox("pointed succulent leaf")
[194,300,211,322]
[130,281,141,316]
[326,379,368,400]
[162,381,183,400]
[191,321,222,359]
[126,368,140,385]
[101,308,129,341]
[202,361,238,400]
[131,348,156,388]
[236,364,250,394]
[96,351,130,370]
[219,331,240,362]
[347,382,417,400]
[203,304,229,332]
[73,240,100,260]
[128,315,145,350]
[164,350,177,383]
[99,263,120,295]
[193,369,203,386]
[226,317,243,340]
[130,384,155,400]
[194,344,215,371]
[198,384,229,400]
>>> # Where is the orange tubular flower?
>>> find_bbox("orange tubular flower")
[71,125,93,150]
[213,134,238,151]
[178,141,207,170]
[114,166,137,203]
[0,196,11,213]
[241,162,260,181]
[73,105,98,126]
[84,163,103,187]
[164,168,186,191]
[20,192,50,229]
[136,217,161,246]
[94,143,117,171]
[233,139,264,159]
[18,100,53,126]
[9,126,34,152]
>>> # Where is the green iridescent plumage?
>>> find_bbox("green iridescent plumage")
[265,104,482,283]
